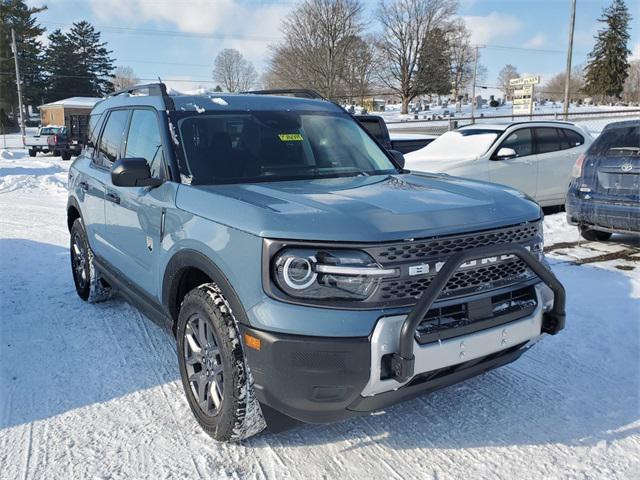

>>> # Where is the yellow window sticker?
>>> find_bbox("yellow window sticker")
[278,133,304,142]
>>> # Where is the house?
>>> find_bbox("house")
[39,97,101,127]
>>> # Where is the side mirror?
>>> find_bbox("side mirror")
[111,157,163,187]
[389,149,405,169]
[495,147,517,159]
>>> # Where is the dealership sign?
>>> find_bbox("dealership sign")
[510,76,540,115]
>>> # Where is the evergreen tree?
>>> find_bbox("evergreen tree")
[0,0,47,120]
[583,0,632,100]
[44,29,86,102]
[68,21,114,96]
[43,21,115,102]
[418,26,453,98]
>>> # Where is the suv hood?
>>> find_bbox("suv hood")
[176,173,541,242]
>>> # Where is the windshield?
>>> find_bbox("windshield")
[175,111,397,184]
[418,129,502,159]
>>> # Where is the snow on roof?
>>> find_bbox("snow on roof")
[39,97,102,108]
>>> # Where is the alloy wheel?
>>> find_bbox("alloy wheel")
[183,314,224,416]
[71,232,88,289]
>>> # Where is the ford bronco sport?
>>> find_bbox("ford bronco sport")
[67,84,566,442]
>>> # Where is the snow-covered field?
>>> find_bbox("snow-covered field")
[1,147,639,480]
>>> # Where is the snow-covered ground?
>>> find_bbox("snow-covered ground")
[1,146,639,479]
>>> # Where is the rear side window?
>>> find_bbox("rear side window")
[589,124,640,157]
[96,110,129,166]
[124,109,165,179]
[499,128,533,157]
[562,129,584,148]
[534,127,565,154]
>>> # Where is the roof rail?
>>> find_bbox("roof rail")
[243,88,325,100]
[108,82,174,110]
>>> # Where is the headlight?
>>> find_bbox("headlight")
[271,247,398,302]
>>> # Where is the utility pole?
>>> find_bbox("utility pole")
[563,0,577,120]
[11,28,26,138]
[471,45,479,123]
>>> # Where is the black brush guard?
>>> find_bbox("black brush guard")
[390,244,566,382]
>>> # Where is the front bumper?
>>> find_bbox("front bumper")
[242,245,565,428]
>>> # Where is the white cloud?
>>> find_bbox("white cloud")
[87,0,286,66]
[462,12,522,45]
[523,33,546,49]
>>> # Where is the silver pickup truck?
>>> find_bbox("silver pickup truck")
[23,126,64,157]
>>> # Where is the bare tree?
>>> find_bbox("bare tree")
[543,66,585,101]
[341,35,378,104]
[212,48,258,92]
[497,64,520,100]
[622,60,640,103]
[112,65,139,91]
[268,0,365,99]
[377,0,458,114]
[447,19,474,100]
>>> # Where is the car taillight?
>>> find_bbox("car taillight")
[571,153,585,178]
[53,134,59,146]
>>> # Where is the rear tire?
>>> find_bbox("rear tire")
[580,226,612,242]
[53,149,60,157]
[61,151,72,161]
[177,283,265,442]
[70,218,115,302]
[28,149,36,157]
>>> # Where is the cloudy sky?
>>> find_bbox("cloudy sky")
[28,0,640,92]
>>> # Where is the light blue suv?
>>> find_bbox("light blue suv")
[67,84,566,442]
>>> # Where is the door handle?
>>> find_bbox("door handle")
[106,192,121,204]
[78,181,88,191]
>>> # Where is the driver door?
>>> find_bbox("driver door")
[488,127,538,199]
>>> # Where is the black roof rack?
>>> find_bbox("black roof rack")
[243,89,325,100]
[108,82,174,110]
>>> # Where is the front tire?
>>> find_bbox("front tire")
[177,283,265,442]
[70,218,115,302]
[580,226,612,241]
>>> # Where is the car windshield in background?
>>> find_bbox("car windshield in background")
[419,129,502,159]
[590,124,640,157]
[175,111,397,185]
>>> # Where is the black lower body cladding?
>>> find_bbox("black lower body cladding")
[240,325,531,429]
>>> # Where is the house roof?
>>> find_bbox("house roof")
[39,97,102,108]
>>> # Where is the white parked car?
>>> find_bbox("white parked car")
[405,121,593,207]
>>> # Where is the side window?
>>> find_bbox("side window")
[498,128,533,157]
[534,127,563,154]
[96,110,129,167]
[563,129,584,148]
[87,113,103,148]
[124,110,165,179]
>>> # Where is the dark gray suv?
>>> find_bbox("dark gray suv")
[67,84,565,442]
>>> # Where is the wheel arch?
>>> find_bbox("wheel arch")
[162,249,250,331]
[67,197,82,232]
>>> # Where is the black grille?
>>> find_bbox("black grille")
[378,258,531,301]
[362,221,542,306]
[369,223,539,264]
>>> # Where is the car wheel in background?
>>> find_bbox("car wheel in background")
[177,283,265,442]
[61,151,72,161]
[580,225,613,242]
[70,218,115,302]
[28,149,36,157]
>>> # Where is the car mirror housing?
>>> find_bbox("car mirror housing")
[111,157,163,187]
[389,149,405,169]
[495,147,517,159]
